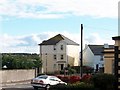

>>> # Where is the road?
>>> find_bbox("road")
[2,84,45,90]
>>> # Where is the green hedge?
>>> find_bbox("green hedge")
[50,82,95,90]
[90,73,116,90]
[51,74,116,90]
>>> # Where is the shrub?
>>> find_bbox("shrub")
[68,68,76,74]
[50,82,94,90]
[69,75,81,83]
[61,76,70,83]
[71,66,94,74]
[91,73,116,90]
[69,82,94,89]
[71,66,80,73]
[60,70,64,74]
[56,75,80,83]
[81,74,92,83]
[56,75,64,80]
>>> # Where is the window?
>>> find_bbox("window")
[61,55,63,59]
[53,45,56,50]
[54,55,56,59]
[38,75,48,79]
[100,56,104,61]
[61,45,63,50]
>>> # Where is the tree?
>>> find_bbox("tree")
[2,53,42,69]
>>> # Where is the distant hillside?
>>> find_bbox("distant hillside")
[2,53,38,55]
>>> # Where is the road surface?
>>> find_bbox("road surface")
[2,84,45,90]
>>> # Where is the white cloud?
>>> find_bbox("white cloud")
[0,0,118,19]
[0,31,115,53]
[85,33,114,45]
[0,34,40,53]
[0,34,27,47]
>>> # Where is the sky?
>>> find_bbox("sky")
[0,0,119,53]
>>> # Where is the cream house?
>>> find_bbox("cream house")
[38,34,79,73]
[103,36,120,89]
[103,46,114,74]
[103,36,120,74]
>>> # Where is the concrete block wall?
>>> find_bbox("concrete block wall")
[0,69,35,83]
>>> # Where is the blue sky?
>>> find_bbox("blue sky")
[0,0,119,53]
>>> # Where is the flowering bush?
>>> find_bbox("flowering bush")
[61,76,70,83]
[56,75,81,83]
[69,75,81,83]
[56,75,63,80]
[81,74,92,83]
[56,75,70,83]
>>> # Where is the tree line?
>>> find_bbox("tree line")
[1,53,42,69]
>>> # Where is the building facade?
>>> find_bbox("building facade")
[39,34,79,73]
[103,46,114,74]
[83,44,110,72]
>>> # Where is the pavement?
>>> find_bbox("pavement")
[1,80,32,89]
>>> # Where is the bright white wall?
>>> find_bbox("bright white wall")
[83,46,94,67]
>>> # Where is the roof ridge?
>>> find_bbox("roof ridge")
[39,34,79,45]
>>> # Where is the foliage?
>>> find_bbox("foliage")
[81,74,92,83]
[50,82,94,90]
[56,75,80,83]
[56,74,116,90]
[60,65,93,75]
[69,75,81,84]
[60,76,70,83]
[61,64,76,75]
[2,53,42,69]
[91,73,116,90]
[71,66,94,74]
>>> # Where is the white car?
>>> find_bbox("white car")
[31,75,67,90]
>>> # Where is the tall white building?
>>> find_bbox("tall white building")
[38,34,79,73]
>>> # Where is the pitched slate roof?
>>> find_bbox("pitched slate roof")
[39,34,79,45]
[88,45,114,55]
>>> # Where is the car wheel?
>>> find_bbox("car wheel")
[46,84,50,89]
[33,86,38,90]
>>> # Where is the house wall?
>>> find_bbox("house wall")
[115,40,120,46]
[40,41,79,73]
[94,55,104,69]
[67,45,79,66]
[83,46,94,67]
[104,49,114,74]
[104,58,114,74]
[40,42,67,73]
[83,45,104,72]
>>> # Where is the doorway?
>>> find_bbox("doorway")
[58,64,64,70]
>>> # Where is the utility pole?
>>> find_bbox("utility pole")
[80,24,83,77]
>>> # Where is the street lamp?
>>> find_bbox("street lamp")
[45,53,47,74]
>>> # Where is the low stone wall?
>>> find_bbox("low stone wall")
[0,69,35,84]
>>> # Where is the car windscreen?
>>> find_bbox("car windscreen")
[38,75,48,79]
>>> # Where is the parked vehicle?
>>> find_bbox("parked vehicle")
[31,75,67,90]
